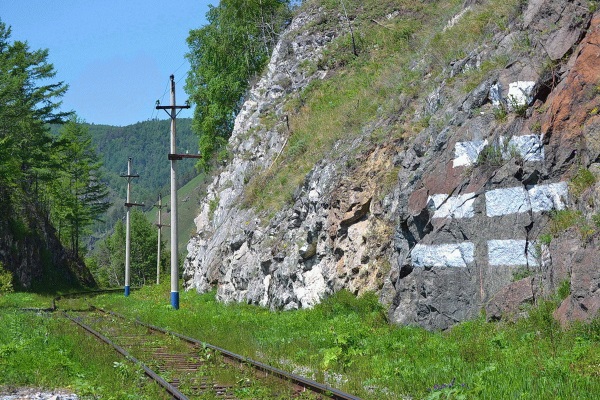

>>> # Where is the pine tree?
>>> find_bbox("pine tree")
[50,119,110,256]
[0,20,70,191]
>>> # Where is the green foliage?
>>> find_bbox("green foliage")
[548,209,582,236]
[0,20,70,191]
[557,279,571,301]
[0,20,102,289]
[0,309,169,398]
[592,213,600,228]
[493,105,508,122]
[476,144,504,166]
[49,118,110,256]
[508,96,529,117]
[243,0,526,212]
[511,266,533,281]
[80,118,198,236]
[90,208,166,287]
[569,167,596,197]
[41,284,595,399]
[208,197,219,221]
[185,0,291,171]
[0,262,13,293]
[538,233,552,246]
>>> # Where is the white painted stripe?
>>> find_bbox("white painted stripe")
[527,182,568,212]
[427,192,476,219]
[411,243,474,268]
[507,81,536,108]
[453,135,544,167]
[503,135,544,162]
[485,186,530,217]
[485,182,568,217]
[488,239,538,266]
[453,140,487,167]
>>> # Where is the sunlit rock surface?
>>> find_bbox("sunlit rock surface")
[184,1,600,330]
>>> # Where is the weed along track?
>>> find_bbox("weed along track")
[56,297,360,400]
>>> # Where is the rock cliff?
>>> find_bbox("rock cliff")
[0,187,95,291]
[183,0,600,330]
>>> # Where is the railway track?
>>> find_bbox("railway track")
[55,293,361,400]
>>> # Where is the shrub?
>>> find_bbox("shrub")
[0,262,13,294]
[549,209,583,237]
[569,167,596,197]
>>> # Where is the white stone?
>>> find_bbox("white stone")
[489,82,502,106]
[488,239,538,266]
[485,186,530,217]
[427,192,476,219]
[485,182,568,217]
[260,275,271,307]
[454,135,544,168]
[453,139,488,167]
[294,266,327,308]
[308,189,320,203]
[411,243,475,267]
[527,182,568,212]
[507,81,536,108]
[505,135,544,162]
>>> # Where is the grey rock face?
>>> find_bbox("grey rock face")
[183,1,599,330]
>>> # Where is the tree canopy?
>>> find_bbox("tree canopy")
[185,0,291,170]
[0,20,70,190]
[1,19,108,264]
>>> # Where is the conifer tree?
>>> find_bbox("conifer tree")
[0,20,70,191]
[50,119,110,256]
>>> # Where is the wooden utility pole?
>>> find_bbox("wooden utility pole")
[156,75,190,309]
[155,193,169,285]
[120,157,143,296]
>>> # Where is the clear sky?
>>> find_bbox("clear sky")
[0,0,214,126]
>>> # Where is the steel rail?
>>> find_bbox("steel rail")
[63,311,189,400]
[53,288,137,310]
[99,308,362,400]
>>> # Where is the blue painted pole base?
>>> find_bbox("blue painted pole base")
[171,292,179,310]
[124,286,130,297]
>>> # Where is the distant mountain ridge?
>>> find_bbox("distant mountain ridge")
[84,118,199,234]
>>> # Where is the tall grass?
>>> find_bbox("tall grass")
[76,283,600,399]
[0,308,170,399]
[2,285,599,398]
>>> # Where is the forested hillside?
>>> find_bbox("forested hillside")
[83,119,198,235]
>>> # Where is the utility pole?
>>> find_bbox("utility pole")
[120,157,143,296]
[156,75,190,309]
[155,193,169,285]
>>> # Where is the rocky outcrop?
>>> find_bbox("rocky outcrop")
[183,0,600,330]
[0,188,95,290]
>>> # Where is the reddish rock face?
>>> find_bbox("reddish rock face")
[543,13,600,170]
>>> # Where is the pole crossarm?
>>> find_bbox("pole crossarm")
[124,202,145,208]
[168,153,202,160]
[156,105,190,110]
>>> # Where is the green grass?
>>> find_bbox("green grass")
[570,167,597,197]
[0,308,170,399]
[3,284,596,399]
[243,0,525,214]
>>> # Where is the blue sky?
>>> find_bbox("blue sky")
[0,0,214,126]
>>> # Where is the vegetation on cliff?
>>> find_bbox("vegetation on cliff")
[244,0,525,212]
[185,0,292,171]
[0,20,104,289]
